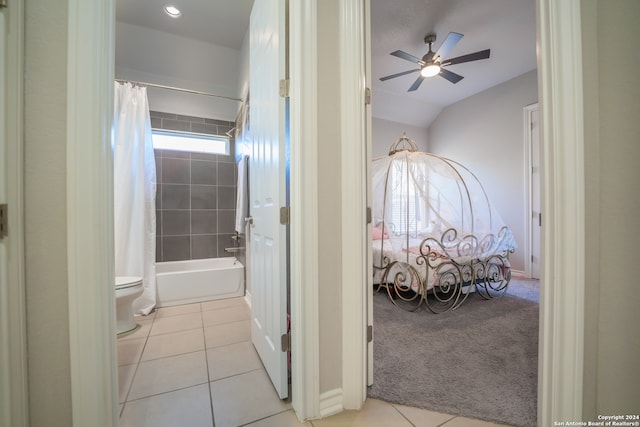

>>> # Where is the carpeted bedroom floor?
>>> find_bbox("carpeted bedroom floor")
[367,278,539,427]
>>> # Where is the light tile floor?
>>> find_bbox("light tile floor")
[117,297,510,427]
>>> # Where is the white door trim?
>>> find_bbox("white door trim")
[339,0,368,411]
[537,0,585,424]
[0,1,28,425]
[523,103,539,279]
[66,1,118,426]
[343,0,587,424]
[289,0,321,420]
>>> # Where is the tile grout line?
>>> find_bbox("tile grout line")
[199,308,217,427]
[237,408,294,426]
[120,311,155,413]
[389,402,418,427]
[436,415,459,427]
[124,381,211,404]
[209,367,263,384]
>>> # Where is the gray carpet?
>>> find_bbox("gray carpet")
[368,279,539,427]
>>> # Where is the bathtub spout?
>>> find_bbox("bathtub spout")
[224,247,245,253]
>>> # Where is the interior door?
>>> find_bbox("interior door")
[530,106,541,279]
[248,0,289,400]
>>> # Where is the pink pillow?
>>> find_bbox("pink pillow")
[372,224,387,240]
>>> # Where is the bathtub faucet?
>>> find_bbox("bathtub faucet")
[224,246,245,253]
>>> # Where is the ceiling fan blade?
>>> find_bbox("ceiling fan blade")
[441,49,490,66]
[433,32,463,62]
[390,50,424,65]
[379,68,421,81]
[408,75,426,92]
[439,68,464,84]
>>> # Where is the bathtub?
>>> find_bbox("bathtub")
[156,257,245,307]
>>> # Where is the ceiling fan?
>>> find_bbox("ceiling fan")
[380,32,490,91]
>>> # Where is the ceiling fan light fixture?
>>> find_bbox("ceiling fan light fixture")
[421,64,441,78]
[164,5,182,18]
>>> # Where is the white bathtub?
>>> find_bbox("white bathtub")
[156,257,245,307]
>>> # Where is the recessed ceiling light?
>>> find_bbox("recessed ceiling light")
[164,5,182,18]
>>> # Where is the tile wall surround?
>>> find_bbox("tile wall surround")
[151,110,242,262]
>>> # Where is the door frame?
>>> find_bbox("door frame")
[523,102,540,279]
[0,1,28,426]
[339,0,369,410]
[341,0,588,425]
[66,0,118,425]
[289,0,321,419]
[536,0,586,423]
[63,0,324,423]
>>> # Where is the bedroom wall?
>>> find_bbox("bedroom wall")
[372,117,428,159]
[427,70,538,273]
[581,0,640,417]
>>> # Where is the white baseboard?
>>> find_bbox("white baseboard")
[511,269,528,279]
[319,388,343,418]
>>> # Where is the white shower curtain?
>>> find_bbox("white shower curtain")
[113,82,157,315]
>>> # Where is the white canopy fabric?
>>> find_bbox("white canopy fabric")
[372,135,516,264]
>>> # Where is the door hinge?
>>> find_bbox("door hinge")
[367,325,373,343]
[366,207,372,225]
[365,87,372,105]
[280,206,290,225]
[279,79,290,98]
[281,332,291,352]
[0,0,7,8]
[0,204,7,239]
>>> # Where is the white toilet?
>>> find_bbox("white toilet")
[115,276,144,335]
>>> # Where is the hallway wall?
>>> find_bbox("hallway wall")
[581,0,640,417]
[24,0,72,425]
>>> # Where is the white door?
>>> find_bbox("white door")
[530,106,541,279]
[248,0,289,400]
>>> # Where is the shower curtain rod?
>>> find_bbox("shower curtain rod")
[115,79,243,103]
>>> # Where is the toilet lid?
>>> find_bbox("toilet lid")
[115,276,143,290]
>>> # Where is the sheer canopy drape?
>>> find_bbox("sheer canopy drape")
[113,82,157,315]
[372,138,517,261]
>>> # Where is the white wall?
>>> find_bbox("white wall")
[427,70,538,272]
[317,0,343,394]
[371,117,428,159]
[24,0,72,425]
[115,22,243,121]
[237,28,251,104]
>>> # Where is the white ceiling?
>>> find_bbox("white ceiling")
[116,0,536,128]
[115,0,254,50]
[371,0,537,128]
